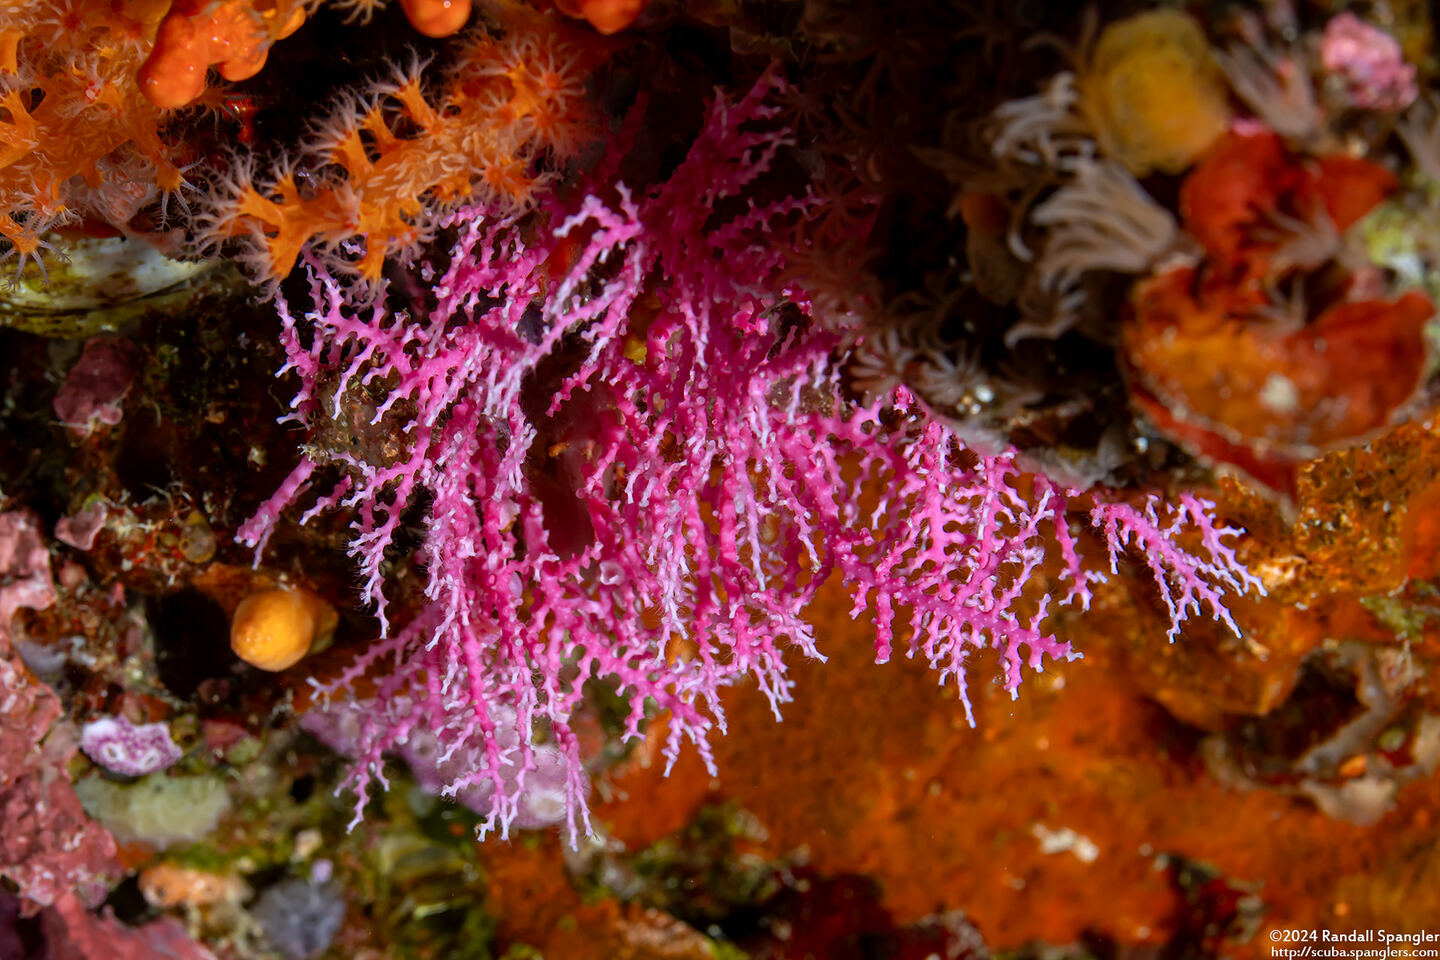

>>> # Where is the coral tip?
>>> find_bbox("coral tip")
[399,0,472,37]
[138,12,209,111]
[230,587,336,672]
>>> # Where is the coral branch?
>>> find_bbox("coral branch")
[246,72,1263,841]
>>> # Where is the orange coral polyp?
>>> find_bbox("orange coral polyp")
[2,0,208,243]
[207,16,599,284]
[230,587,336,672]
[138,0,307,110]
[553,0,646,35]
[399,0,472,38]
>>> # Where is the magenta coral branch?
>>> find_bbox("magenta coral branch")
[1091,494,1267,642]
[238,459,315,561]
[243,71,1263,842]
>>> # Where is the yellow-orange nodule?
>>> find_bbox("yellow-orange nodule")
[399,0,472,38]
[230,587,337,672]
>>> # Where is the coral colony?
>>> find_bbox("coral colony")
[237,72,1260,839]
[3,0,1440,953]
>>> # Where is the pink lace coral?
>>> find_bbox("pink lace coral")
[242,72,1263,841]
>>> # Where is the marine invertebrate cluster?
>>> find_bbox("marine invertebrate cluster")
[2,0,586,289]
[0,1,190,275]
[924,6,1439,504]
[1121,124,1431,499]
[201,6,596,284]
[10,0,1440,950]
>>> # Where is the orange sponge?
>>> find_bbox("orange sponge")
[230,587,337,671]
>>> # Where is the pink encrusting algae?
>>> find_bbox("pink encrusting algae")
[0,511,119,914]
[239,72,1264,842]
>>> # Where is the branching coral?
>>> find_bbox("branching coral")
[240,72,1261,841]
[1091,494,1263,643]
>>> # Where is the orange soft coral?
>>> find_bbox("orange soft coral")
[137,0,310,109]
[552,0,646,35]
[204,10,598,283]
[0,0,198,276]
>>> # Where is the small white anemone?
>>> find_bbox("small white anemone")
[1031,158,1178,294]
